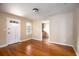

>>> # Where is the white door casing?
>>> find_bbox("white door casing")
[7,18,20,44]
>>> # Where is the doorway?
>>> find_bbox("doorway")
[7,18,20,44]
[42,20,50,43]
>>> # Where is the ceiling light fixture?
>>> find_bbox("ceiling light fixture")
[33,8,39,12]
[32,8,40,19]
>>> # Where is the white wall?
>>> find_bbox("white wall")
[31,11,79,54]
[49,12,76,47]
[31,9,79,55]
[32,20,42,40]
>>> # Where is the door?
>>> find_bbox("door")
[7,19,20,44]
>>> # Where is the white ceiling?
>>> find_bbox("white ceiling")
[0,3,79,20]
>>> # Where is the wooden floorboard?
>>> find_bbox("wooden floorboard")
[0,39,76,56]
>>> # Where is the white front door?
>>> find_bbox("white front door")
[7,19,20,44]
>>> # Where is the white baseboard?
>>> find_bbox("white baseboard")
[48,41,73,47]
[0,39,30,48]
[0,39,78,56]
[31,36,42,41]
[32,38,42,41]
[20,39,30,42]
[49,41,78,56]
[0,44,8,48]
[71,46,78,56]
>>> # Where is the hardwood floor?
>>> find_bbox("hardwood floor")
[0,39,76,56]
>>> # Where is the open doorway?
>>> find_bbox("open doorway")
[42,20,50,43]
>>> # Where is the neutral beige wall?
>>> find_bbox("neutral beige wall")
[76,8,79,55]
[0,13,7,45]
[49,12,76,47]
[0,12,31,46]
[32,20,42,40]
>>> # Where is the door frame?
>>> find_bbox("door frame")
[6,18,21,45]
[42,20,50,42]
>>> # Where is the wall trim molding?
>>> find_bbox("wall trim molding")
[20,39,30,42]
[48,41,73,46]
[0,39,78,56]
[71,46,79,56]
[31,38,42,41]
[0,44,8,48]
[32,39,78,56]
[48,41,78,56]
[0,39,30,48]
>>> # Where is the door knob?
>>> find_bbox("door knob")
[8,32,10,34]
